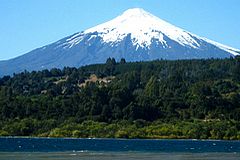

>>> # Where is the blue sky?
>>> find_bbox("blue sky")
[0,0,240,60]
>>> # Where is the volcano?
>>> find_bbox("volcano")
[1,8,239,76]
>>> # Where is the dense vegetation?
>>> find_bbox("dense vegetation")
[1,57,240,139]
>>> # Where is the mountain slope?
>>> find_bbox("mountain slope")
[0,8,239,76]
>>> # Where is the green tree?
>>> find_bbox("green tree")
[144,75,159,97]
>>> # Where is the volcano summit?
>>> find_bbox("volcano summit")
[1,8,239,76]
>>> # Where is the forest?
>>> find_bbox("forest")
[1,57,240,139]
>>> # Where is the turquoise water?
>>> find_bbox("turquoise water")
[0,138,240,160]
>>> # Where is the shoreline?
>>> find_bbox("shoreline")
[1,136,239,141]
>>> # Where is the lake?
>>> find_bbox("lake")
[0,137,239,160]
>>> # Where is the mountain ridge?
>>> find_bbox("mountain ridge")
[0,8,239,76]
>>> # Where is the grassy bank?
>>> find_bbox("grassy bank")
[1,119,240,140]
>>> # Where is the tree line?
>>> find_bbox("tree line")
[0,57,240,139]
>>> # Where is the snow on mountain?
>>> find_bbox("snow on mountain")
[200,38,240,56]
[65,8,200,49]
[63,8,239,55]
[0,8,239,76]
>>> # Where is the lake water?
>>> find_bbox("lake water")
[0,137,240,160]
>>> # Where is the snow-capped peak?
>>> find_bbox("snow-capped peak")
[63,8,239,55]
[84,8,200,49]
[2,8,240,76]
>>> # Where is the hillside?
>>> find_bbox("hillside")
[0,58,240,139]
